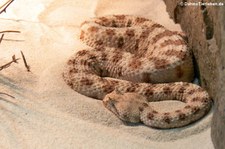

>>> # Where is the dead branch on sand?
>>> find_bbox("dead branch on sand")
[0,0,14,14]
[0,55,19,71]
[0,92,15,98]
[20,51,30,72]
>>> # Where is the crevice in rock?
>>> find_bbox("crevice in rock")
[192,52,201,83]
[174,0,186,23]
[201,1,214,40]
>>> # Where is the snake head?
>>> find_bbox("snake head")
[103,92,149,123]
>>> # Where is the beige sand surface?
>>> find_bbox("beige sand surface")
[0,0,214,148]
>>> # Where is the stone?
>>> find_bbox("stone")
[163,0,225,148]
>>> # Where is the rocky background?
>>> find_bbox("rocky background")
[163,0,225,148]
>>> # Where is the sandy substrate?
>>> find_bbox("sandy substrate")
[0,0,214,148]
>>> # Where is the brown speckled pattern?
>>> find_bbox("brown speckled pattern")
[62,15,212,128]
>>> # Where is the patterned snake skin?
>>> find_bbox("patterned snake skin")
[62,15,212,128]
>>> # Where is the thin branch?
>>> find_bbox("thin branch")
[0,0,14,14]
[2,38,24,42]
[0,34,4,44]
[0,55,20,71]
[0,92,15,98]
[0,30,20,34]
[20,51,30,72]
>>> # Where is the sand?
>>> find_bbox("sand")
[0,0,214,148]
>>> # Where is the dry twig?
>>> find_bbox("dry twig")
[0,92,15,98]
[0,0,14,14]
[0,30,20,34]
[20,51,30,72]
[2,38,24,42]
[0,34,4,44]
[0,55,19,71]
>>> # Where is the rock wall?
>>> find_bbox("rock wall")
[163,0,225,148]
